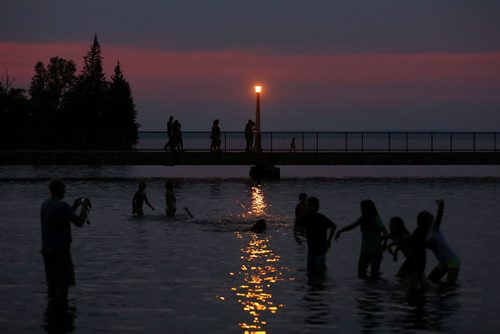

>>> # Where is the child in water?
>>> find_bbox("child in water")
[297,197,337,273]
[132,181,155,216]
[426,199,460,285]
[386,216,412,279]
[165,181,177,217]
[335,200,388,279]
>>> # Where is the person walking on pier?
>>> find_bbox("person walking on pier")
[290,137,296,153]
[210,119,221,152]
[163,116,174,151]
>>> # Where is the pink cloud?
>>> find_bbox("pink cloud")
[1,41,499,107]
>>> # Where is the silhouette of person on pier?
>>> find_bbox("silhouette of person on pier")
[164,116,174,151]
[335,200,388,279]
[245,119,255,152]
[41,179,90,307]
[132,181,155,216]
[210,119,221,152]
[290,137,296,152]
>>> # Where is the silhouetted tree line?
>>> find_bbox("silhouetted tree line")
[0,35,139,149]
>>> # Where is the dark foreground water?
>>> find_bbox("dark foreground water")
[1,166,499,333]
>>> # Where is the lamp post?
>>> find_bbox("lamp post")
[254,85,262,152]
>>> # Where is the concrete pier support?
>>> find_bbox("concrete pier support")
[249,165,280,179]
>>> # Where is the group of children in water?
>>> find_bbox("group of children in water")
[294,193,460,290]
[132,180,177,217]
[131,180,460,289]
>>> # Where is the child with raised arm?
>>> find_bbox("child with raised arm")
[165,181,177,217]
[426,199,461,285]
[335,200,388,279]
[132,181,155,217]
[296,197,337,273]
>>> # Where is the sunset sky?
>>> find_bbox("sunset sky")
[1,1,499,131]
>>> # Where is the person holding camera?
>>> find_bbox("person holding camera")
[41,179,90,306]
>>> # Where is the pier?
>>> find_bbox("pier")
[1,131,499,167]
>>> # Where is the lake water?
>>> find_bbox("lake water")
[1,165,499,333]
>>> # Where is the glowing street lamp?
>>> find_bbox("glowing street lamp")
[254,85,263,152]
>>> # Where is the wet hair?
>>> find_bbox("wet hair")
[360,200,378,219]
[306,196,320,212]
[298,193,307,201]
[138,181,147,190]
[49,179,65,198]
[251,219,266,233]
[417,210,434,229]
[165,181,173,190]
[389,216,409,237]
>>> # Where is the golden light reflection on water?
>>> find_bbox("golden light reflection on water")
[249,184,267,218]
[231,185,286,333]
[232,233,286,333]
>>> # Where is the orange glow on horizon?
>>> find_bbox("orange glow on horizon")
[1,41,499,106]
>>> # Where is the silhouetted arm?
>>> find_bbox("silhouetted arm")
[434,199,445,229]
[145,195,155,211]
[327,222,337,249]
[335,219,361,241]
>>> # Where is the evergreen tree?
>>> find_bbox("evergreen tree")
[107,61,139,148]
[68,34,108,147]
[29,58,76,133]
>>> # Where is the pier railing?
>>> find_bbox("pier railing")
[2,131,499,152]
[138,131,500,153]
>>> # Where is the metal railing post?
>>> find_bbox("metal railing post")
[316,133,319,152]
[450,133,453,152]
[270,133,273,152]
[473,133,476,152]
[431,132,434,152]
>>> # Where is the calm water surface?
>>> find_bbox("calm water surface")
[0,166,499,333]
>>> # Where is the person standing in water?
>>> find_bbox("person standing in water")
[132,181,155,216]
[386,216,412,279]
[296,197,337,273]
[335,200,388,279]
[165,181,177,217]
[426,199,461,285]
[294,193,308,243]
[41,179,91,306]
